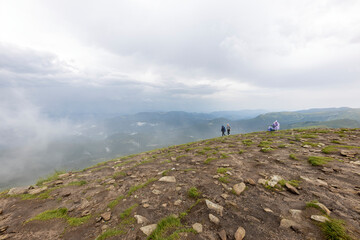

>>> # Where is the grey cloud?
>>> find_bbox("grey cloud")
[0,43,71,75]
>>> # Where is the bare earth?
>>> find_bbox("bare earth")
[1,128,360,240]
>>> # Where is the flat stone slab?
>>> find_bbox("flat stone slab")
[140,224,157,236]
[311,215,329,223]
[8,186,29,195]
[233,182,246,195]
[205,199,224,216]
[158,176,176,183]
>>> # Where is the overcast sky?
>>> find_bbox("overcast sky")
[1,0,360,115]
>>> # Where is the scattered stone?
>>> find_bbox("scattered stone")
[246,215,261,223]
[79,199,90,210]
[218,229,227,240]
[316,179,328,187]
[174,200,182,206]
[101,225,109,232]
[96,217,102,222]
[225,200,238,208]
[143,204,150,208]
[311,215,329,223]
[175,187,181,191]
[101,212,111,221]
[226,171,232,176]
[221,193,229,199]
[8,186,29,195]
[340,150,356,157]
[233,182,246,195]
[264,208,273,213]
[28,186,48,195]
[82,210,91,217]
[62,192,71,197]
[158,176,176,183]
[322,167,334,173]
[140,224,157,236]
[134,215,149,224]
[192,223,203,233]
[59,173,70,178]
[268,175,283,187]
[313,202,331,216]
[285,183,300,195]
[0,209,3,215]
[289,209,302,221]
[162,203,167,207]
[0,226,8,233]
[152,189,162,195]
[258,179,267,185]
[205,199,224,216]
[245,178,256,185]
[302,145,311,148]
[209,214,220,225]
[235,226,246,240]
[221,183,232,192]
[213,175,220,179]
[54,180,63,185]
[280,219,299,229]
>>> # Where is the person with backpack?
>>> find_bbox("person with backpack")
[221,125,226,136]
[226,123,231,135]
[267,120,280,131]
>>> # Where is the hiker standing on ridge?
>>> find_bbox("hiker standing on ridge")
[221,125,226,136]
[226,123,231,135]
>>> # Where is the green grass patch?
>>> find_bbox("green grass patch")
[278,179,300,188]
[331,140,342,144]
[36,170,66,186]
[114,159,134,168]
[175,155,187,161]
[188,187,201,199]
[68,180,87,186]
[242,139,253,146]
[204,157,216,164]
[196,149,206,155]
[260,147,274,153]
[112,171,126,179]
[96,229,125,240]
[26,207,90,226]
[289,154,298,160]
[127,178,157,197]
[238,150,245,154]
[308,156,334,166]
[147,215,196,240]
[218,176,230,183]
[162,169,172,176]
[322,146,339,154]
[303,142,319,147]
[220,153,229,159]
[119,204,138,219]
[217,168,230,174]
[321,218,352,240]
[258,141,272,147]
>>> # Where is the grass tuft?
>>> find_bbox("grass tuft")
[322,146,339,154]
[188,187,201,199]
[308,156,334,166]
[321,218,352,240]
[289,154,298,160]
[204,157,216,164]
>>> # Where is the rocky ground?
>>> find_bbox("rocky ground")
[1,128,360,240]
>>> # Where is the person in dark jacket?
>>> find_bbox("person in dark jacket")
[221,125,226,136]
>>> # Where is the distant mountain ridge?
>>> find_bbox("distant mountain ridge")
[1,107,360,190]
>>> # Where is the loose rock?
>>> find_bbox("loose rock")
[209,214,220,225]
[8,186,29,195]
[289,209,302,221]
[245,178,256,185]
[140,224,157,236]
[235,226,246,240]
[174,200,182,206]
[192,223,203,233]
[134,215,149,224]
[233,182,246,195]
[285,183,300,195]
[311,215,329,223]
[205,199,224,216]
[158,176,176,183]
[28,186,48,195]
[101,212,111,221]
[218,229,227,240]
[268,175,283,187]
[152,189,162,195]
[0,226,8,233]
[313,202,331,216]
[280,219,299,229]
